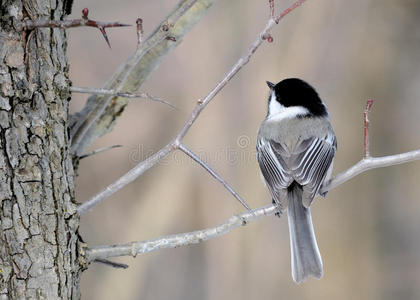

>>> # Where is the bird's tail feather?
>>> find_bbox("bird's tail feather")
[287,183,323,284]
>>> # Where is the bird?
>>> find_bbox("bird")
[256,78,337,283]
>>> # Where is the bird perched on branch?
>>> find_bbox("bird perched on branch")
[256,78,337,283]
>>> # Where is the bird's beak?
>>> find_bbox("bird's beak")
[266,81,275,89]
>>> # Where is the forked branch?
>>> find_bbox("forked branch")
[85,137,420,262]
[79,0,420,267]
[77,0,307,216]
[84,93,420,262]
[23,8,130,48]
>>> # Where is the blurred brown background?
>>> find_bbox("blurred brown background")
[68,0,420,299]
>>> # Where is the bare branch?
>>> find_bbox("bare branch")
[173,17,276,142]
[320,149,420,194]
[84,146,420,261]
[85,205,278,261]
[364,99,374,158]
[76,0,309,216]
[23,8,130,48]
[172,0,309,143]
[77,143,175,216]
[70,0,217,156]
[69,86,176,109]
[178,143,251,211]
[79,144,122,160]
[77,0,420,265]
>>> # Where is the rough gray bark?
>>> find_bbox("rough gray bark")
[0,0,82,299]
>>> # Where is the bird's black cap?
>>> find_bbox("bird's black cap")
[268,78,328,117]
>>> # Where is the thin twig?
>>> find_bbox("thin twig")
[76,0,308,216]
[136,18,144,49]
[269,0,275,19]
[70,86,176,109]
[85,205,277,261]
[23,8,130,48]
[275,0,308,23]
[364,99,374,158]
[79,145,122,160]
[93,258,129,269]
[178,143,251,211]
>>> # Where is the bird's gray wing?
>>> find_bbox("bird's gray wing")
[283,133,337,208]
[257,137,293,209]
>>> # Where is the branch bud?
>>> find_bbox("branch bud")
[82,8,89,19]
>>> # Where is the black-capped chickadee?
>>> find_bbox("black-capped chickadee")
[256,78,337,284]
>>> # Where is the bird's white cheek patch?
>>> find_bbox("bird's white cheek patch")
[268,92,285,116]
[268,92,309,122]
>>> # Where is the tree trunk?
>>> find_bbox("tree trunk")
[0,0,82,299]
